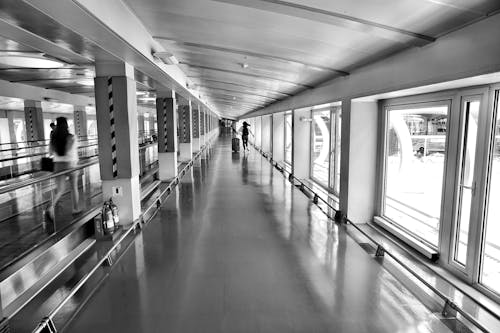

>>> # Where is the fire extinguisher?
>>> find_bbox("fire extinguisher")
[102,201,115,234]
[109,198,120,229]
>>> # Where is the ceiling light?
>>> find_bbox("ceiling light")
[153,52,179,65]
[77,79,94,86]
[0,53,66,68]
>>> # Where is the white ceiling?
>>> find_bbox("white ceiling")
[0,1,499,119]
[122,0,500,118]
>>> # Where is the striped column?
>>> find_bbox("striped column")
[23,100,44,142]
[178,99,193,161]
[156,91,178,180]
[192,104,201,152]
[94,65,141,227]
[74,106,88,140]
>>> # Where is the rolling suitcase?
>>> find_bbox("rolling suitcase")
[232,137,240,152]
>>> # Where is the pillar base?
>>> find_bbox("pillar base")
[102,176,141,227]
[179,143,193,161]
[158,152,178,181]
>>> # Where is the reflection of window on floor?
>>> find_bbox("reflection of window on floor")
[481,92,500,295]
[284,112,292,165]
[383,105,449,247]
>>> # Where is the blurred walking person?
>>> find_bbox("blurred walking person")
[45,117,81,221]
[238,121,253,151]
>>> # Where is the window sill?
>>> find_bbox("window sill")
[373,216,438,261]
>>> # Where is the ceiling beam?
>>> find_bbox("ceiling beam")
[197,86,279,101]
[213,0,436,46]
[154,37,349,76]
[418,0,488,15]
[188,77,293,96]
[180,63,313,88]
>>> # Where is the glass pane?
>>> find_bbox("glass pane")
[454,100,480,266]
[284,113,292,164]
[311,110,331,186]
[482,92,500,294]
[384,105,449,247]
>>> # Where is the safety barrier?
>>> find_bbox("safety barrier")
[31,141,212,333]
[251,143,491,332]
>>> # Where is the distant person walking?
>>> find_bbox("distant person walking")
[45,117,81,221]
[238,121,253,151]
[49,122,55,139]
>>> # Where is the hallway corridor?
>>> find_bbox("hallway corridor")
[66,137,451,333]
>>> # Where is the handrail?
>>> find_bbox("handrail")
[253,144,491,332]
[32,141,211,333]
[0,159,99,195]
[0,136,98,149]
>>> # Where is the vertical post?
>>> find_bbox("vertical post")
[94,62,141,227]
[74,106,88,140]
[24,100,45,142]
[156,89,178,180]
[192,104,201,152]
[178,97,193,161]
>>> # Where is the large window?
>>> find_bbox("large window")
[383,104,449,247]
[310,109,330,187]
[481,91,500,295]
[284,112,292,165]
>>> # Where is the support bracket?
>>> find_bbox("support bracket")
[442,299,458,318]
[375,245,385,257]
[103,254,113,267]
[35,317,57,333]
[313,194,319,204]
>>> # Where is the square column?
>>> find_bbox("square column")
[261,115,272,154]
[178,99,193,161]
[339,100,378,224]
[74,106,88,139]
[156,90,178,181]
[192,104,201,152]
[94,62,141,227]
[137,114,145,143]
[255,116,262,148]
[7,112,17,144]
[24,100,45,142]
[200,109,205,147]
[292,108,311,179]
[272,112,285,162]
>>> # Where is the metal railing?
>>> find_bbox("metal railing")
[251,144,492,332]
[32,140,213,333]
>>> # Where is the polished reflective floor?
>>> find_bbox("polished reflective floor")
[67,137,452,333]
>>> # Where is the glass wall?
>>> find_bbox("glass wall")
[383,104,449,247]
[481,91,500,295]
[310,109,331,187]
[284,112,292,165]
